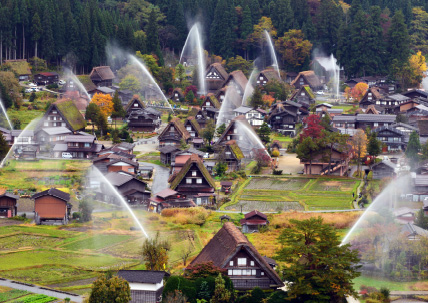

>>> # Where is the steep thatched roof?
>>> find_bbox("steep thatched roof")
[260,68,281,82]
[291,71,322,88]
[226,140,244,160]
[77,75,97,92]
[52,99,87,131]
[159,117,191,140]
[206,63,229,80]
[224,70,248,92]
[186,116,203,136]
[90,66,115,81]
[203,93,221,109]
[170,154,215,189]
[125,95,146,111]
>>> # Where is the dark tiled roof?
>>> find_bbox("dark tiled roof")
[188,222,283,286]
[64,135,95,143]
[39,127,72,136]
[155,188,178,199]
[418,120,428,136]
[32,188,70,202]
[106,158,139,167]
[356,114,396,123]
[105,172,134,187]
[386,94,409,102]
[244,210,267,220]
[0,192,19,200]
[117,270,169,284]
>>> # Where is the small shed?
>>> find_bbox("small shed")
[371,160,397,180]
[117,270,169,303]
[32,188,71,225]
[240,210,269,233]
[140,165,154,179]
[0,192,19,217]
[220,181,233,193]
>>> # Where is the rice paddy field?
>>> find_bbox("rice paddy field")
[224,177,360,212]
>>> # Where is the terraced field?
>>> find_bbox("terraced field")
[225,177,360,211]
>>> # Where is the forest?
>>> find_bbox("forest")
[1,0,428,78]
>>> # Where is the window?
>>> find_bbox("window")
[230,261,234,266]
[232,269,242,275]
[197,178,202,184]
[84,143,90,148]
[374,123,379,127]
[186,126,192,131]
[134,103,138,107]
[228,270,232,275]
[128,168,134,173]
[226,151,231,156]
[238,258,247,266]
[239,136,243,140]
[259,76,263,80]
[252,270,256,275]
[175,93,178,97]
[44,122,48,127]
[227,136,230,140]
[186,178,192,184]
[52,110,57,114]
[233,129,238,134]
[192,171,197,176]
[250,261,254,266]
[261,271,265,276]
[196,197,201,205]
[243,269,252,275]
[206,102,210,106]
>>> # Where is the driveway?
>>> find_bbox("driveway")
[0,279,82,302]
[139,161,169,194]
[276,153,304,175]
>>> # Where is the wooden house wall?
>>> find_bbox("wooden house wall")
[175,163,213,195]
[117,179,147,195]
[108,165,135,174]
[35,196,67,219]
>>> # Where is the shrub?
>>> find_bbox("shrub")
[272,169,282,175]
[72,212,81,219]
[161,208,210,226]
[271,149,280,157]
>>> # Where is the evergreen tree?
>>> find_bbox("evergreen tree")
[406,131,421,167]
[111,91,125,129]
[316,0,343,55]
[388,10,410,72]
[241,5,253,39]
[270,0,293,36]
[257,122,271,145]
[0,81,13,109]
[250,86,263,108]
[249,0,261,25]
[89,274,131,303]
[210,0,237,58]
[367,132,382,158]
[146,8,164,66]
[0,133,9,161]
[41,7,55,61]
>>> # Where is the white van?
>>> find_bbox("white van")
[62,152,73,159]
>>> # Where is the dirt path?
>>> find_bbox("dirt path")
[276,153,303,175]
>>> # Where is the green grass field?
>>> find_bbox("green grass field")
[227,177,359,211]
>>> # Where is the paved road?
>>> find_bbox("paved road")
[0,279,82,302]
[139,161,169,194]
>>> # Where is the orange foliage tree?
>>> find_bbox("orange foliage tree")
[275,30,312,69]
[262,94,275,106]
[91,93,113,117]
[351,82,369,101]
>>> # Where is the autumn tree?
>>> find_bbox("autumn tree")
[275,29,312,70]
[91,93,114,118]
[225,56,252,76]
[142,232,170,271]
[119,75,141,93]
[351,82,369,101]
[301,114,324,139]
[352,129,367,175]
[175,64,186,88]
[401,51,427,89]
[276,217,360,302]
[89,273,131,303]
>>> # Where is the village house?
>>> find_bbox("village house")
[374,126,407,152]
[285,71,299,84]
[96,171,150,206]
[222,70,248,97]
[402,89,428,100]
[36,127,72,146]
[215,115,253,156]
[332,114,396,130]
[267,101,301,136]
[220,181,233,193]
[118,90,134,107]
[219,140,244,172]
[170,148,205,173]
[40,99,87,132]
[4,59,31,81]
[301,143,352,176]
[126,102,161,132]
[289,85,316,106]
[89,66,115,87]
[34,72,59,85]
[256,69,281,86]
[188,222,283,290]
[205,63,229,93]
[53,134,102,159]
[93,154,138,174]
[184,116,203,139]
[158,117,191,147]
[393,207,416,224]
[88,86,115,97]
[148,188,196,213]
[159,146,181,166]
[117,270,169,303]
[401,223,428,240]
[377,94,410,114]
[0,192,19,218]
[10,129,37,148]
[170,88,184,103]
[188,107,209,129]
[291,70,323,91]
[359,87,384,108]
[240,210,269,233]
[394,99,421,114]
[33,188,71,225]
[233,106,266,127]
[407,104,428,126]
[169,154,216,206]
[371,159,397,179]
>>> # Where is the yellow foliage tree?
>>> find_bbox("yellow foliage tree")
[275,30,313,69]
[248,17,277,48]
[352,129,367,174]
[91,93,114,118]
[404,51,427,88]
[351,82,369,101]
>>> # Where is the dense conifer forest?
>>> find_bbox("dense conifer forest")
[1,0,428,77]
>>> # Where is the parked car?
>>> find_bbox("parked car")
[203,153,210,159]
[62,152,73,159]
[25,88,33,93]
[58,80,66,85]
[316,91,325,95]
[28,83,37,87]
[31,88,39,92]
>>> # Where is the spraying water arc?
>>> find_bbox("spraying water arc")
[180,23,206,96]
[264,30,280,79]
[0,98,13,130]
[64,68,92,102]
[91,167,149,238]
[242,68,257,106]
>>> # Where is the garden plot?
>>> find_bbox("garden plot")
[245,178,309,191]
[60,234,132,251]
[0,234,64,251]
[0,265,95,285]
[226,200,304,212]
[309,179,358,192]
